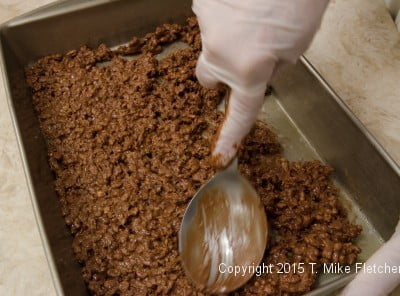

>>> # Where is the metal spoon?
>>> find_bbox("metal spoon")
[179,157,268,293]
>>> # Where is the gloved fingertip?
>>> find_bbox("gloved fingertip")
[195,53,219,89]
[211,138,239,169]
[210,88,266,169]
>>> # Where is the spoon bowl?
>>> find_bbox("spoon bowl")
[179,159,268,293]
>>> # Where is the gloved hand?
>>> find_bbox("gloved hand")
[193,0,329,168]
[341,218,400,296]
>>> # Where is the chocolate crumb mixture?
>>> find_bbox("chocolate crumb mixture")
[26,17,361,296]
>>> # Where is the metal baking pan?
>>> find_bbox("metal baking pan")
[1,0,399,295]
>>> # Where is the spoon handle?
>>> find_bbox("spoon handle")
[225,157,238,172]
[222,88,238,173]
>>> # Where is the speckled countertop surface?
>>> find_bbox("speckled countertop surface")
[0,0,399,295]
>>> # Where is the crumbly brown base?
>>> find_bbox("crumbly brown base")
[26,17,361,296]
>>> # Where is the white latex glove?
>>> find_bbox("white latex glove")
[341,218,400,296]
[193,0,329,167]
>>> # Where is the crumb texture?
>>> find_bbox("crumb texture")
[26,18,361,296]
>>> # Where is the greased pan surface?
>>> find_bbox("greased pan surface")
[0,0,399,295]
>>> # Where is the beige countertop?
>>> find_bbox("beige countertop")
[0,0,399,295]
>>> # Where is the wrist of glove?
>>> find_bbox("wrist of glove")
[193,0,329,168]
